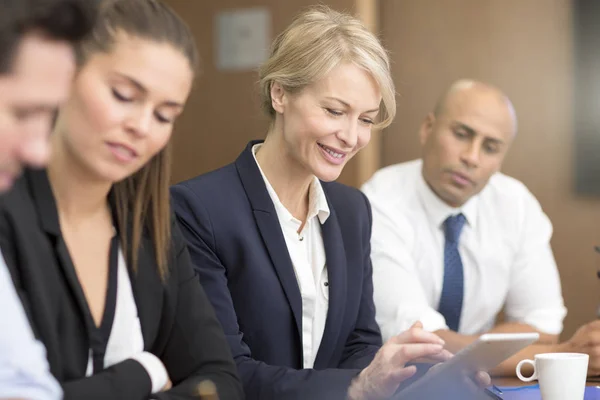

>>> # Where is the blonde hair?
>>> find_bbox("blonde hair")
[259,5,396,129]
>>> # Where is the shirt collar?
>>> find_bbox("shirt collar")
[252,144,330,224]
[416,163,478,230]
[307,175,330,224]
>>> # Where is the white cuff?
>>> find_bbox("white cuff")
[131,352,169,394]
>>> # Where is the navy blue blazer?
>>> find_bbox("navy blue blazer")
[171,141,382,400]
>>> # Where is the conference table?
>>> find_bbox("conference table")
[489,377,600,399]
[493,377,600,387]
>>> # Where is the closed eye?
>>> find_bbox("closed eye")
[13,108,43,121]
[154,112,172,124]
[360,118,374,125]
[112,88,133,102]
[453,129,469,139]
[325,108,343,117]
[484,143,500,154]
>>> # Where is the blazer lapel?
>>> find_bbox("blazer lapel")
[26,170,91,330]
[235,141,303,337]
[314,192,347,367]
[128,234,163,349]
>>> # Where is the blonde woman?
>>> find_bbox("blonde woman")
[0,1,242,399]
[173,6,489,400]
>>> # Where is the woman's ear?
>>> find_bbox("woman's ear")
[270,82,286,114]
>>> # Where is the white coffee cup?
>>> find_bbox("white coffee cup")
[516,353,589,400]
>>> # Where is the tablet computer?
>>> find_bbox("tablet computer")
[396,332,540,399]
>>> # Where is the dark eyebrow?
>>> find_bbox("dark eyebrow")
[484,137,504,146]
[451,121,476,136]
[116,73,184,109]
[325,96,379,114]
[14,104,55,114]
[451,121,506,145]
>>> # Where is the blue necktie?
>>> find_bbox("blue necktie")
[438,213,466,332]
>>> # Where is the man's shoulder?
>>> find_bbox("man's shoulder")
[484,172,538,204]
[480,172,548,227]
[361,159,421,207]
[365,159,421,188]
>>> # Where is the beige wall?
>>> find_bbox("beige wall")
[381,0,600,339]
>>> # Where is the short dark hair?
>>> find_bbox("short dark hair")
[0,0,97,74]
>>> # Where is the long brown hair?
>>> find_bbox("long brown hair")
[76,0,199,280]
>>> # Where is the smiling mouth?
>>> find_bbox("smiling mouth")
[317,143,346,159]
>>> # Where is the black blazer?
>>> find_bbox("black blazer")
[0,169,244,400]
[171,141,382,400]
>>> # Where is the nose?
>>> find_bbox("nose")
[460,140,480,168]
[126,106,153,137]
[18,120,51,168]
[336,118,359,149]
[19,136,50,167]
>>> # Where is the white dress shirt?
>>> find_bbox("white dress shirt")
[253,144,330,368]
[84,246,168,394]
[0,252,62,400]
[362,159,567,340]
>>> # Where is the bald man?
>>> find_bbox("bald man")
[362,80,600,375]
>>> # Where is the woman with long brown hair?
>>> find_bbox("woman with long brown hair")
[0,1,242,399]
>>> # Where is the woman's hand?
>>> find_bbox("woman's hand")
[347,321,451,400]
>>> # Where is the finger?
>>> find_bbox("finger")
[460,370,490,390]
[438,349,454,361]
[461,372,482,392]
[373,365,418,399]
[411,349,453,364]
[391,327,445,346]
[410,321,424,330]
[388,365,418,383]
[474,371,491,387]
[412,350,453,365]
[390,343,445,366]
[585,320,600,330]
[589,333,600,346]
[579,329,600,347]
